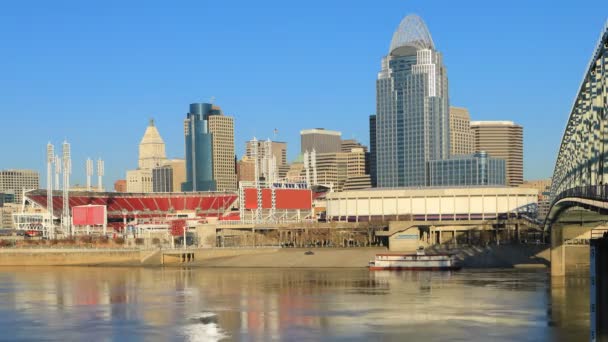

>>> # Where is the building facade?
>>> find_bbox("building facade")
[246,140,287,166]
[208,113,237,191]
[470,121,523,186]
[152,165,173,192]
[138,119,167,169]
[519,178,552,219]
[369,115,377,187]
[305,148,371,192]
[126,119,167,193]
[114,180,127,192]
[300,128,341,154]
[376,15,449,187]
[0,169,39,204]
[126,169,153,193]
[427,152,506,187]
[449,107,474,156]
[182,103,217,192]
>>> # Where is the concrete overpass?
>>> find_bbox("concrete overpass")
[547,20,608,276]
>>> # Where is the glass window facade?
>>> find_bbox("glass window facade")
[427,152,506,187]
[376,15,449,188]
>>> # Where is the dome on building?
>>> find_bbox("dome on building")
[389,14,435,56]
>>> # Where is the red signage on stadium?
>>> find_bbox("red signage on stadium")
[72,205,106,226]
[244,189,312,210]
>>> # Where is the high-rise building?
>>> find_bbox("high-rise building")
[301,128,341,154]
[0,169,39,204]
[449,107,474,156]
[470,121,523,186]
[369,115,377,187]
[340,139,367,153]
[303,148,371,192]
[138,119,167,170]
[208,110,237,191]
[126,119,167,193]
[182,103,217,192]
[246,140,288,166]
[152,165,173,193]
[376,15,449,187]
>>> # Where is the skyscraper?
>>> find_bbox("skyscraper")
[470,121,524,186]
[138,119,167,170]
[449,107,474,156]
[126,119,167,193]
[300,128,341,154]
[369,115,377,187]
[376,14,449,187]
[208,109,237,191]
[182,103,217,192]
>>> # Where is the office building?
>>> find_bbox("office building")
[138,119,167,169]
[126,169,152,193]
[341,139,367,153]
[182,103,217,192]
[0,169,39,204]
[152,165,173,192]
[376,15,449,187]
[427,152,506,187]
[369,115,377,187]
[449,107,474,156]
[237,156,256,183]
[126,119,167,192]
[246,140,287,166]
[301,128,341,154]
[471,121,523,186]
[306,148,371,192]
[207,112,237,191]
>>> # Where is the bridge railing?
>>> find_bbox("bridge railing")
[552,185,608,205]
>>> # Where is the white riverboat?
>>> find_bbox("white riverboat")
[368,247,460,271]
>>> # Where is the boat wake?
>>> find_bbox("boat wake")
[181,312,228,342]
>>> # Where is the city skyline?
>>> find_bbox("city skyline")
[1,1,607,188]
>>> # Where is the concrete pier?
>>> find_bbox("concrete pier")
[591,235,608,341]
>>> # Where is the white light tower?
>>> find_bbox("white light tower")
[252,137,262,223]
[54,155,61,190]
[86,158,93,191]
[97,158,104,191]
[46,143,55,239]
[62,141,71,236]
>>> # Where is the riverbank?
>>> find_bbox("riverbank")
[0,244,550,268]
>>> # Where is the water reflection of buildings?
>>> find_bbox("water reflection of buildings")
[0,267,588,340]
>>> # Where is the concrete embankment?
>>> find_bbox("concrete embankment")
[0,245,551,268]
[0,249,143,266]
[192,248,384,268]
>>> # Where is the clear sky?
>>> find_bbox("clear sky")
[1,0,607,188]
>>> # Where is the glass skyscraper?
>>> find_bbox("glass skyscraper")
[376,14,449,187]
[182,103,217,192]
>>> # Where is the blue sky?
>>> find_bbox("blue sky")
[1,0,607,188]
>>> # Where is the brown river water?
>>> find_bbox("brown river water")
[0,267,589,341]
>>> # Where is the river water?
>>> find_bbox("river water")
[0,267,589,341]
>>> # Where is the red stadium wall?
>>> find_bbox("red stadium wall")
[244,189,312,210]
[73,205,106,226]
